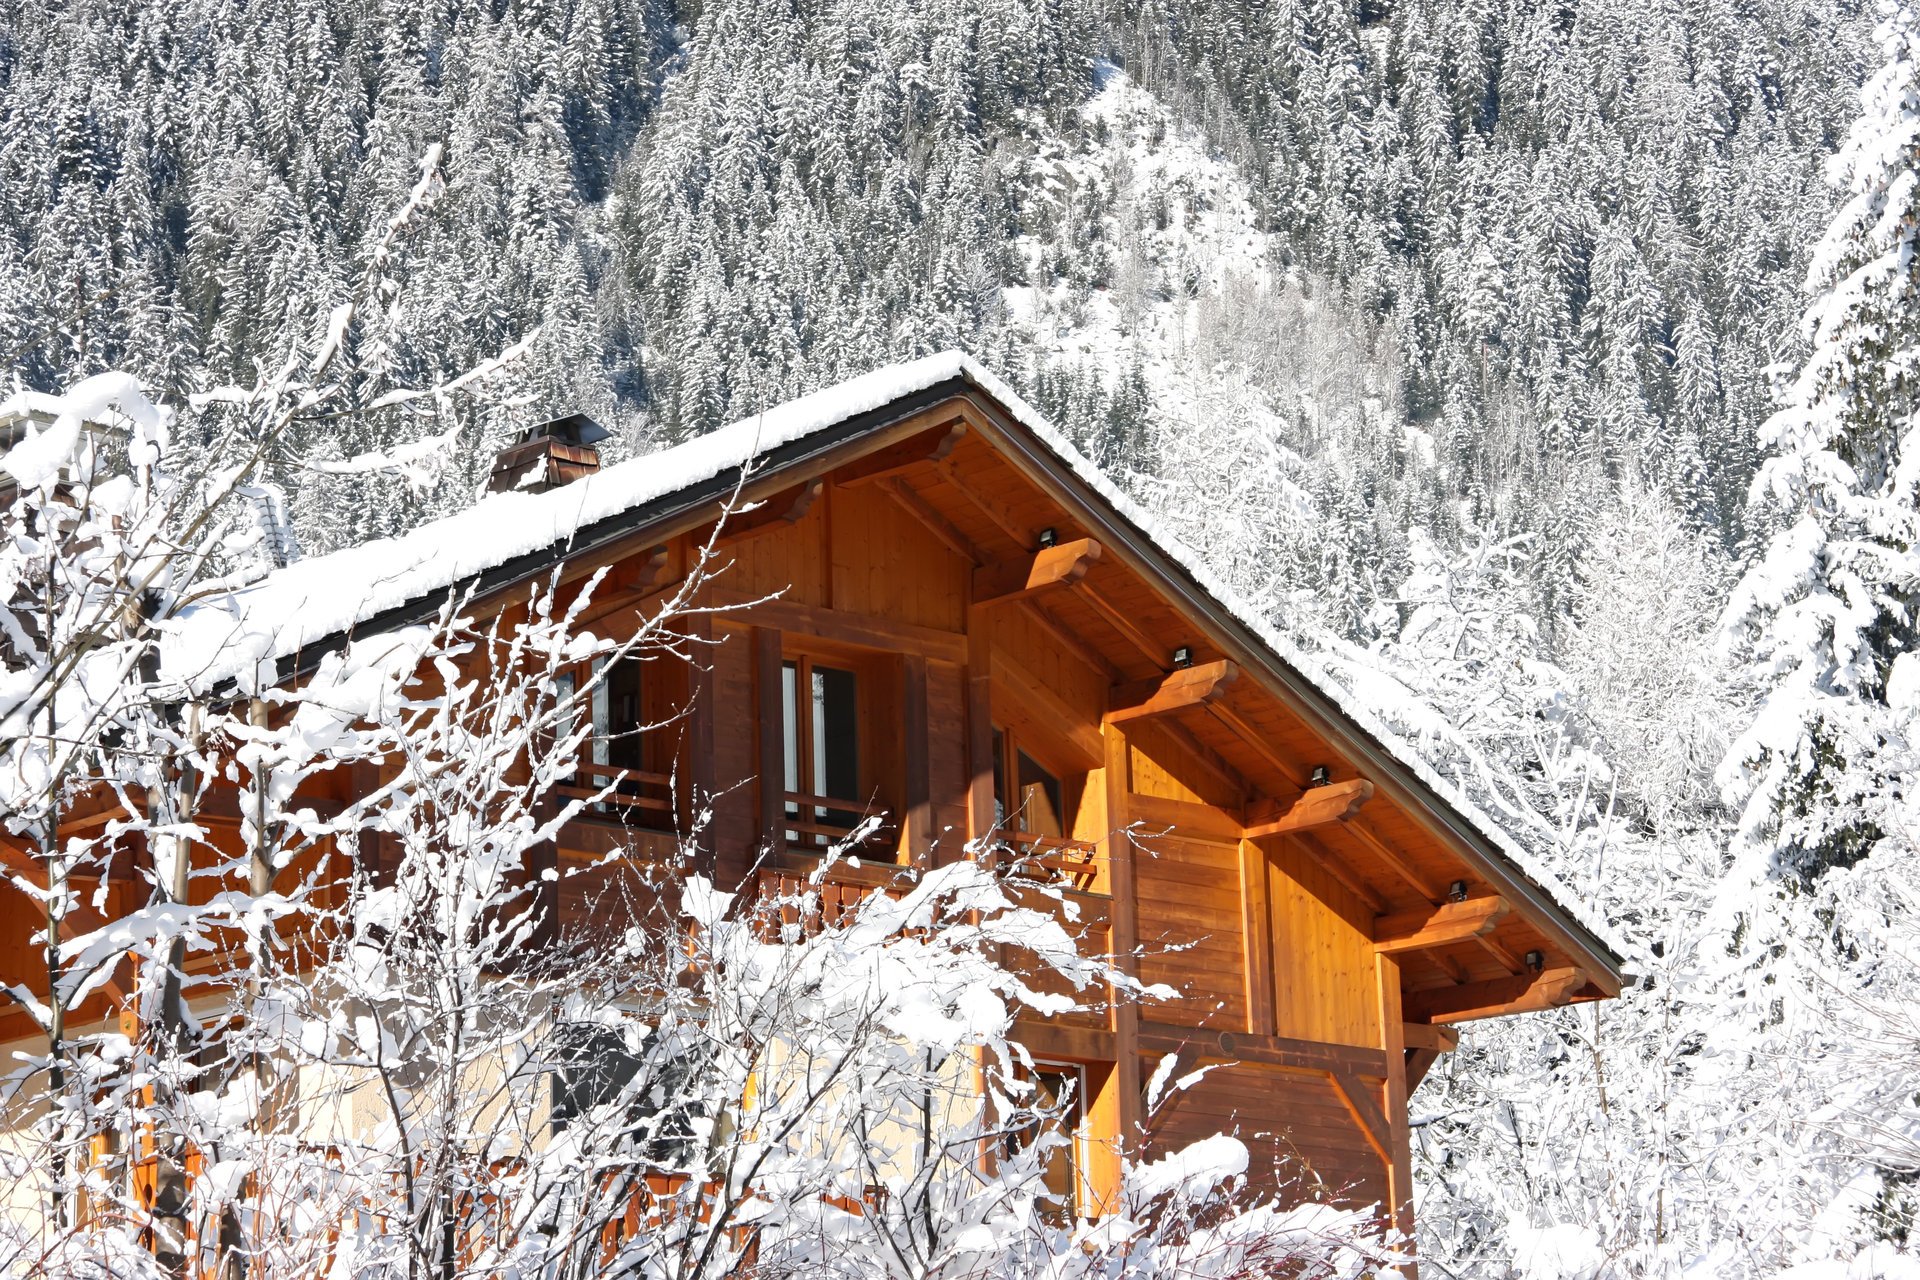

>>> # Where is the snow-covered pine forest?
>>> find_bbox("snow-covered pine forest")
[1,0,1917,1276]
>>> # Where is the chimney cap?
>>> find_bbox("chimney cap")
[518,413,610,448]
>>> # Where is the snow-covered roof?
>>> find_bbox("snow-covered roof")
[165,351,1623,970]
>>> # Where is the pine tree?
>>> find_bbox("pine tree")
[1721,3,1920,878]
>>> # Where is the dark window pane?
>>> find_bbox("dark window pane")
[551,1028,640,1128]
[812,666,859,801]
[1017,750,1064,837]
[606,656,644,772]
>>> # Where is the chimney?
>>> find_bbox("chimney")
[488,413,611,494]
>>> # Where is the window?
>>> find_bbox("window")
[1006,1061,1086,1224]
[992,727,1071,838]
[782,657,869,850]
[990,725,1098,887]
[551,1025,705,1167]
[550,655,672,827]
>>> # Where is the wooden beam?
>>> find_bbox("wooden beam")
[972,537,1103,607]
[1073,579,1169,669]
[620,544,672,595]
[1407,1047,1444,1091]
[833,420,967,487]
[707,590,967,664]
[1404,966,1588,1024]
[1126,793,1244,843]
[993,649,1105,765]
[1341,818,1448,904]
[1243,779,1374,840]
[713,478,821,543]
[1329,1068,1393,1168]
[936,458,1038,549]
[1281,831,1388,914]
[1204,698,1309,790]
[1401,1022,1460,1054]
[876,476,983,564]
[1136,1022,1390,1077]
[1475,933,1529,976]
[1374,895,1512,954]
[1106,660,1239,725]
[1021,598,1121,682]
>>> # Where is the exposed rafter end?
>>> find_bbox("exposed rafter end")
[1404,966,1588,1024]
[714,478,823,543]
[973,537,1103,607]
[833,420,968,487]
[620,544,672,594]
[1374,894,1512,954]
[1106,660,1240,724]
[1243,778,1375,840]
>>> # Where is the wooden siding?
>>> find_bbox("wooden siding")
[0,389,1620,1244]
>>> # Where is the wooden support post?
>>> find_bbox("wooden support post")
[972,537,1103,607]
[1105,660,1239,724]
[753,628,785,859]
[1243,779,1375,840]
[684,610,718,876]
[1240,838,1276,1036]
[964,606,997,867]
[1374,895,1512,954]
[902,654,931,867]
[1377,953,1417,1269]
[1103,722,1144,1160]
[1405,966,1588,1023]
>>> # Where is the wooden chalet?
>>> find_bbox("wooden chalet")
[2,354,1623,1240]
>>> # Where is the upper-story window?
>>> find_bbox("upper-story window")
[552,654,673,828]
[782,655,885,853]
[993,729,1066,838]
[990,724,1097,888]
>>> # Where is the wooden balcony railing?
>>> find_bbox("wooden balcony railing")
[991,830,1103,892]
[555,760,676,828]
[780,790,896,856]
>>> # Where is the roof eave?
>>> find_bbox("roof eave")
[948,382,1628,989]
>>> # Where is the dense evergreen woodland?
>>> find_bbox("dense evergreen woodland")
[7,0,1920,1273]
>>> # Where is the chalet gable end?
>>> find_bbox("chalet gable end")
[141,352,1624,1235]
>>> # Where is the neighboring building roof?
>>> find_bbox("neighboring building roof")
[163,352,1626,971]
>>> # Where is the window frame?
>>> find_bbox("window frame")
[777,644,900,859]
[1005,1058,1089,1225]
[547,652,676,829]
